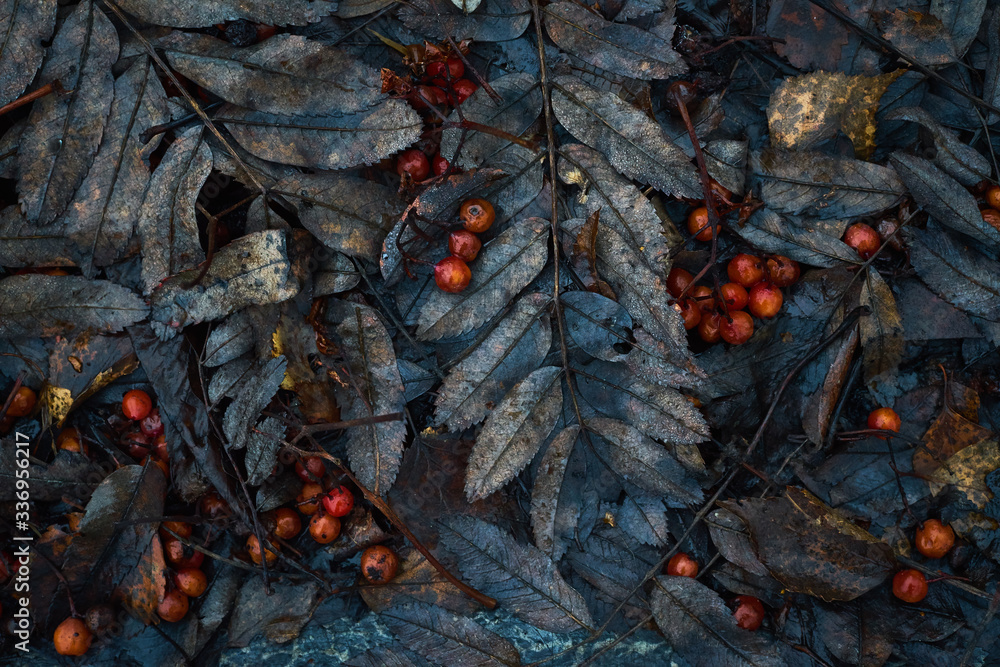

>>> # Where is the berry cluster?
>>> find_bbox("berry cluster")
[666,552,767,631]
[432,198,496,293]
[668,253,800,346]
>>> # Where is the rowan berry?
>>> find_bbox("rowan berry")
[309,513,341,544]
[272,507,302,540]
[397,149,430,181]
[57,427,84,454]
[676,299,701,330]
[322,485,355,518]
[720,310,754,344]
[892,569,928,603]
[449,229,482,262]
[294,456,326,483]
[719,282,748,311]
[687,206,715,241]
[867,407,901,436]
[122,389,153,421]
[697,312,721,343]
[690,285,715,311]
[432,154,450,176]
[174,568,208,597]
[748,282,783,319]
[200,492,229,518]
[666,267,694,298]
[163,534,204,569]
[161,521,192,539]
[459,198,495,233]
[297,482,324,515]
[157,589,189,622]
[360,545,400,584]
[727,254,765,288]
[247,534,278,566]
[140,408,163,437]
[732,595,765,631]
[53,617,92,656]
[986,184,1000,209]
[915,519,955,559]
[666,552,699,578]
[451,78,477,103]
[765,256,800,287]
[7,386,37,417]
[843,223,880,259]
[434,256,472,293]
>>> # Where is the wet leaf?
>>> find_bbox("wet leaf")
[544,2,686,81]
[162,33,382,116]
[244,416,284,486]
[434,293,552,430]
[530,425,581,560]
[616,493,670,546]
[881,10,956,67]
[416,217,549,340]
[767,70,904,159]
[567,210,615,299]
[137,124,211,295]
[204,312,255,368]
[440,72,541,170]
[64,57,169,277]
[588,418,703,506]
[149,229,299,339]
[338,0,396,19]
[16,0,118,224]
[399,0,531,42]
[913,403,995,479]
[730,207,860,267]
[0,0,57,106]
[0,207,76,268]
[562,291,632,362]
[906,223,1000,321]
[859,267,903,384]
[929,438,1000,508]
[331,300,406,497]
[766,0,848,71]
[755,149,903,220]
[552,75,699,198]
[706,508,770,577]
[440,515,595,633]
[721,487,896,602]
[270,172,401,262]
[115,0,335,28]
[346,644,426,667]
[931,0,986,57]
[889,152,1000,246]
[222,99,422,170]
[0,274,147,339]
[43,333,137,426]
[227,578,323,647]
[884,106,990,186]
[650,575,783,667]
[382,602,521,667]
[577,360,710,445]
[465,366,562,502]
[223,356,286,450]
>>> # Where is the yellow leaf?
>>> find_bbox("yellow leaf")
[929,438,1000,508]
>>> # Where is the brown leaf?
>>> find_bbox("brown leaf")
[767,70,904,159]
[570,211,615,299]
[859,267,903,385]
[43,333,138,427]
[929,439,1000,508]
[913,403,994,478]
[766,0,848,71]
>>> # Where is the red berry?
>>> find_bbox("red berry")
[448,229,482,262]
[459,198,495,233]
[53,617,92,656]
[425,61,446,79]
[309,513,342,544]
[140,408,164,437]
[732,595,765,631]
[446,57,465,79]
[294,456,326,483]
[247,534,278,566]
[689,285,714,312]
[271,507,302,540]
[666,552,699,578]
[666,267,694,298]
[255,24,276,41]
[360,545,400,584]
[432,153,450,176]
[867,407,901,436]
[409,85,447,109]
[174,568,208,597]
[719,282,748,311]
[199,492,229,518]
[686,206,715,241]
[322,485,355,518]
[697,312,721,343]
[451,78,477,103]
[892,569,928,603]
[765,256,800,287]
[163,535,204,569]
[986,185,1000,209]
[720,310,754,345]
[748,282,783,319]
[434,256,472,293]
[7,386,37,417]
[727,254,765,288]
[843,223,880,259]
[396,149,430,182]
[982,208,1000,232]
[122,389,153,421]
[915,519,955,559]
[297,482,324,515]
[676,299,701,330]
[157,589,189,622]
[152,434,168,461]
[160,521,192,539]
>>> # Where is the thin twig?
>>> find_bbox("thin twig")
[0,80,65,118]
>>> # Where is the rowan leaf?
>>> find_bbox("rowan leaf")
[729,207,860,267]
[114,0,335,28]
[530,425,581,560]
[562,291,632,362]
[399,0,531,42]
[223,356,286,451]
[859,267,903,384]
[0,0,57,107]
[907,223,1000,321]
[382,602,521,667]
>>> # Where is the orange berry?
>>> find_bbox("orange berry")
[765,256,800,287]
[160,521,192,539]
[322,486,355,518]
[719,282,748,311]
[720,310,754,345]
[666,552,699,578]
[157,589,189,622]
[727,254,765,288]
[162,535,204,569]
[294,456,326,483]
[676,299,701,330]
[360,545,400,584]
[7,386,37,417]
[122,389,153,421]
[915,519,955,559]
[697,312,721,343]
[247,534,278,566]
[309,513,341,544]
[843,223,880,259]
[867,407,901,436]
[732,595,765,631]
[748,282,783,319]
[448,229,482,262]
[686,206,715,241]
[666,267,694,298]
[57,427,84,454]
[297,482,324,515]
[985,184,1000,209]
[892,569,928,603]
[53,617,92,656]
[434,256,472,293]
[272,507,302,540]
[173,567,208,597]
[459,198,495,233]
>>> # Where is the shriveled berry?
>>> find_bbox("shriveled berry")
[449,229,482,262]
[297,482,324,515]
[322,485,355,518]
[163,535,204,569]
[676,299,701,330]
[765,256,800,287]
[294,456,326,483]
[434,256,472,293]
[697,312,721,343]
[360,545,400,584]
[174,568,208,597]
[666,552,699,578]
[459,198,495,233]
[720,310,754,345]
[689,285,714,312]
[432,153,450,176]
[867,407,901,437]
[732,595,765,631]
[247,534,278,566]
[916,519,955,559]
[396,149,430,182]
[843,223,880,259]
[140,408,164,437]
[7,386,37,417]
[53,617,92,656]
[687,206,715,241]
[157,589,189,622]
[892,568,928,603]
[200,492,229,518]
[748,282,783,319]
[727,254,765,288]
[309,513,342,544]
[666,267,694,298]
[57,427,84,454]
[427,57,464,80]
[122,389,153,421]
[451,78,477,103]
[271,507,302,540]
[709,178,733,202]
[720,283,748,311]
